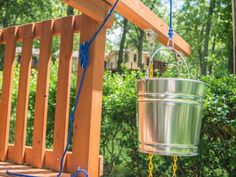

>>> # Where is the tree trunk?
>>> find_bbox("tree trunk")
[208,37,216,74]
[232,0,236,74]
[201,0,216,75]
[117,18,128,71]
[136,0,158,70]
[137,29,145,69]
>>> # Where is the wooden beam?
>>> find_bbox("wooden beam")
[64,0,191,56]
[63,0,113,26]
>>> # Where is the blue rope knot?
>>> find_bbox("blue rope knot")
[168,29,174,40]
[79,41,89,69]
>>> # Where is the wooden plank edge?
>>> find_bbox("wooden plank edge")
[63,0,114,27]
[0,15,82,44]
[7,145,103,175]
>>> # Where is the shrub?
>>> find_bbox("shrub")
[101,71,236,177]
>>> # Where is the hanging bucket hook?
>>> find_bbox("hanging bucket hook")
[145,45,190,78]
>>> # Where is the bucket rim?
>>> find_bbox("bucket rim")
[137,77,206,85]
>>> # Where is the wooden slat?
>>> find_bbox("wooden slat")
[12,24,34,164]
[30,20,54,168]
[0,27,17,161]
[46,16,74,171]
[0,15,82,44]
[69,14,106,176]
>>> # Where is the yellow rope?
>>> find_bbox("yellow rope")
[172,156,178,177]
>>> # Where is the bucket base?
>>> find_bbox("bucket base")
[139,143,198,156]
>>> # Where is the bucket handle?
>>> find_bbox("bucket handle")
[145,45,191,78]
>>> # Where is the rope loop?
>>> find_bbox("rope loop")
[79,41,89,69]
[71,168,88,177]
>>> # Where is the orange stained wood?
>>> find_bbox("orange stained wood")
[31,20,54,168]
[47,16,75,171]
[0,27,17,161]
[7,144,103,174]
[64,0,191,56]
[64,0,113,25]
[0,16,82,44]
[0,161,70,177]
[12,24,34,164]
[70,14,106,176]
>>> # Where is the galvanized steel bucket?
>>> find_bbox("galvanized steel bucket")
[137,46,206,156]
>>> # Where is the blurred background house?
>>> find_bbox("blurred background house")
[14,47,166,73]
[105,49,166,73]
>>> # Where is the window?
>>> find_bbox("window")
[133,54,137,62]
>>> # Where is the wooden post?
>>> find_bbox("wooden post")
[0,27,17,161]
[70,15,107,177]
[232,0,236,74]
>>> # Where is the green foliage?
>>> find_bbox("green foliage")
[176,0,233,75]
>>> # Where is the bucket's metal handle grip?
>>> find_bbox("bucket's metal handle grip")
[145,46,190,78]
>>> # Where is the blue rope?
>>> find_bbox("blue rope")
[6,171,38,177]
[168,0,174,40]
[6,1,119,177]
[71,169,88,177]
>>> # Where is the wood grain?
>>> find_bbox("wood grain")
[30,20,54,168]
[0,27,18,161]
[70,14,106,177]
[12,24,34,164]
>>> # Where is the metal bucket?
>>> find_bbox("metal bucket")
[137,78,206,156]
